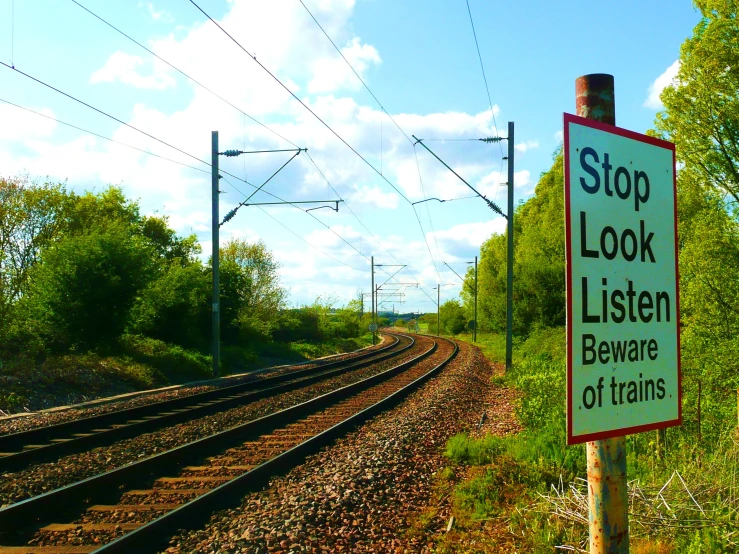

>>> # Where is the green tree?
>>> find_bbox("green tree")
[27,222,156,350]
[440,299,466,335]
[128,262,210,349]
[218,238,286,341]
[0,177,71,308]
[655,0,739,210]
[472,152,565,335]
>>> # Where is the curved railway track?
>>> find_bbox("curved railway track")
[0,334,410,474]
[0,333,457,554]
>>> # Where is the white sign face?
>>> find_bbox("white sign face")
[564,113,681,445]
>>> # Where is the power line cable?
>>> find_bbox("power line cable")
[297,0,414,147]
[69,0,413,275]
[1,52,389,280]
[12,4,425,285]
[219,171,373,266]
[68,0,299,149]
[464,0,504,158]
[0,61,210,168]
[188,0,412,206]
[0,97,211,175]
[187,0,443,282]
[413,145,444,271]
[297,0,442,280]
[304,152,403,265]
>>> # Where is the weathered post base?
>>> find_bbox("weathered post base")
[587,436,629,553]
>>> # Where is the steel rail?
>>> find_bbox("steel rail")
[99,335,458,553]
[0,335,409,473]
[0,333,435,537]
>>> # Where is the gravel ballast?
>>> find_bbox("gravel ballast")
[164,340,521,553]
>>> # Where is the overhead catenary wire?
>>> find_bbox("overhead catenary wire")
[297,0,414,147]
[297,0,443,282]
[71,0,437,286]
[464,0,508,205]
[0,61,211,168]
[304,152,404,266]
[0,59,366,260]
[188,0,413,204]
[16,3,429,290]
[0,61,386,274]
[66,0,406,279]
[3,47,416,297]
[188,0,444,287]
[218,169,374,267]
[464,0,504,159]
[74,0,433,285]
[0,97,210,175]
[68,0,299,149]
[413,145,444,274]
[188,0,451,284]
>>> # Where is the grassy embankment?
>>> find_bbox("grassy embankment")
[422,328,738,553]
[0,333,373,414]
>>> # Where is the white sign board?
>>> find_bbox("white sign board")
[564,113,681,445]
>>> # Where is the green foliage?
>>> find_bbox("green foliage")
[439,299,466,334]
[27,222,156,350]
[0,177,71,337]
[218,238,286,342]
[117,334,211,383]
[0,178,370,403]
[128,262,210,350]
[472,154,565,335]
[654,0,739,207]
[444,433,505,465]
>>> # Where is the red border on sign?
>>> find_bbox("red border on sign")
[563,113,681,445]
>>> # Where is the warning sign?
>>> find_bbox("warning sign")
[564,113,681,445]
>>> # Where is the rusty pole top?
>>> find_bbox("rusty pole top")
[576,74,615,125]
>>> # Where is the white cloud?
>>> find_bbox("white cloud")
[308,37,381,93]
[644,60,681,109]
[515,140,539,152]
[139,2,173,22]
[434,219,508,251]
[349,185,398,209]
[553,130,563,142]
[90,52,176,90]
[0,103,56,140]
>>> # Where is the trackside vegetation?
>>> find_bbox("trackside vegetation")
[433,2,739,550]
[0,182,371,413]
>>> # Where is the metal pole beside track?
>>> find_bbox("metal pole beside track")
[577,73,629,554]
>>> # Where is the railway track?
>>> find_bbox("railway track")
[0,333,410,474]
[0,333,457,554]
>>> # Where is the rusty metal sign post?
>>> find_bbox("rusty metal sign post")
[576,74,629,554]
[565,74,681,553]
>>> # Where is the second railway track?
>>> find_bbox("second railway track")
[0,333,457,554]
[0,333,411,474]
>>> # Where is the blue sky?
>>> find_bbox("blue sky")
[0,0,700,312]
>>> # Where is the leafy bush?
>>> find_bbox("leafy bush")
[27,223,156,351]
[128,262,210,349]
